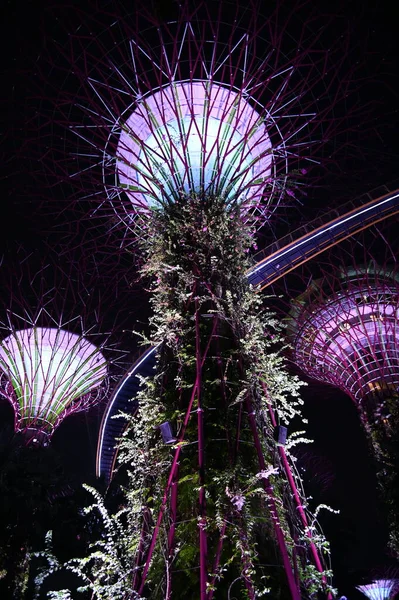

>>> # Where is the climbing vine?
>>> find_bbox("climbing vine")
[36,193,336,599]
[361,395,399,557]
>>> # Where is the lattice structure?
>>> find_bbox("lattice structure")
[35,0,357,252]
[0,251,130,443]
[288,257,399,555]
[0,325,107,440]
[116,80,273,219]
[356,579,399,600]
[288,264,399,411]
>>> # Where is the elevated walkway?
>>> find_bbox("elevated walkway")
[248,184,399,288]
[97,184,399,481]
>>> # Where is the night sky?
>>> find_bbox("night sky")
[2,0,399,598]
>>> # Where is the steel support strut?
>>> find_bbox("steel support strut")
[245,396,301,600]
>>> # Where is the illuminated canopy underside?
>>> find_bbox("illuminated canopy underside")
[291,275,399,403]
[0,327,107,433]
[356,580,399,600]
[117,81,272,215]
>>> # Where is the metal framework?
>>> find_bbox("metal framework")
[0,252,130,442]
[0,325,107,438]
[356,579,399,600]
[115,80,273,220]
[288,263,399,422]
[35,0,359,252]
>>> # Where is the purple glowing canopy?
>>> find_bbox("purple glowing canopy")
[42,1,356,253]
[288,266,399,404]
[0,327,107,435]
[356,579,399,600]
[92,4,326,237]
[117,81,272,215]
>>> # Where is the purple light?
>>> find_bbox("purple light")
[289,267,399,404]
[117,81,272,213]
[44,1,346,247]
[356,579,399,599]
[0,327,107,435]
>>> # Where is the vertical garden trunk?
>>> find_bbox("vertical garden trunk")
[119,194,332,599]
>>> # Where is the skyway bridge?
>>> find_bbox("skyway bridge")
[97,184,399,482]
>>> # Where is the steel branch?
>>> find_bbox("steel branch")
[245,396,300,600]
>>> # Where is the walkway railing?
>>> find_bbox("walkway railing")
[247,184,399,288]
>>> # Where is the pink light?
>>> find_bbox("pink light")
[117,81,272,213]
[357,579,399,600]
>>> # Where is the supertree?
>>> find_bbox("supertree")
[287,227,399,560]
[30,0,365,254]
[0,325,107,444]
[0,248,132,597]
[26,0,380,598]
[356,579,399,600]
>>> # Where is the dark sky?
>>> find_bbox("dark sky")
[1,1,399,598]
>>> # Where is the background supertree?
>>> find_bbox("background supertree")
[0,249,132,598]
[284,223,399,570]
[0,308,107,445]
[357,579,399,600]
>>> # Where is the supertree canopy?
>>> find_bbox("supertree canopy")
[0,245,137,598]
[288,264,399,406]
[356,579,399,600]
[0,315,108,595]
[35,0,358,250]
[0,249,131,445]
[288,261,399,556]
[0,325,107,440]
[116,80,273,218]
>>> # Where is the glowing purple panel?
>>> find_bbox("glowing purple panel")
[0,327,107,434]
[289,268,399,403]
[356,579,399,600]
[117,81,272,214]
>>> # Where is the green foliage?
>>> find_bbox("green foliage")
[122,193,334,597]
[37,192,335,599]
[46,591,73,600]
